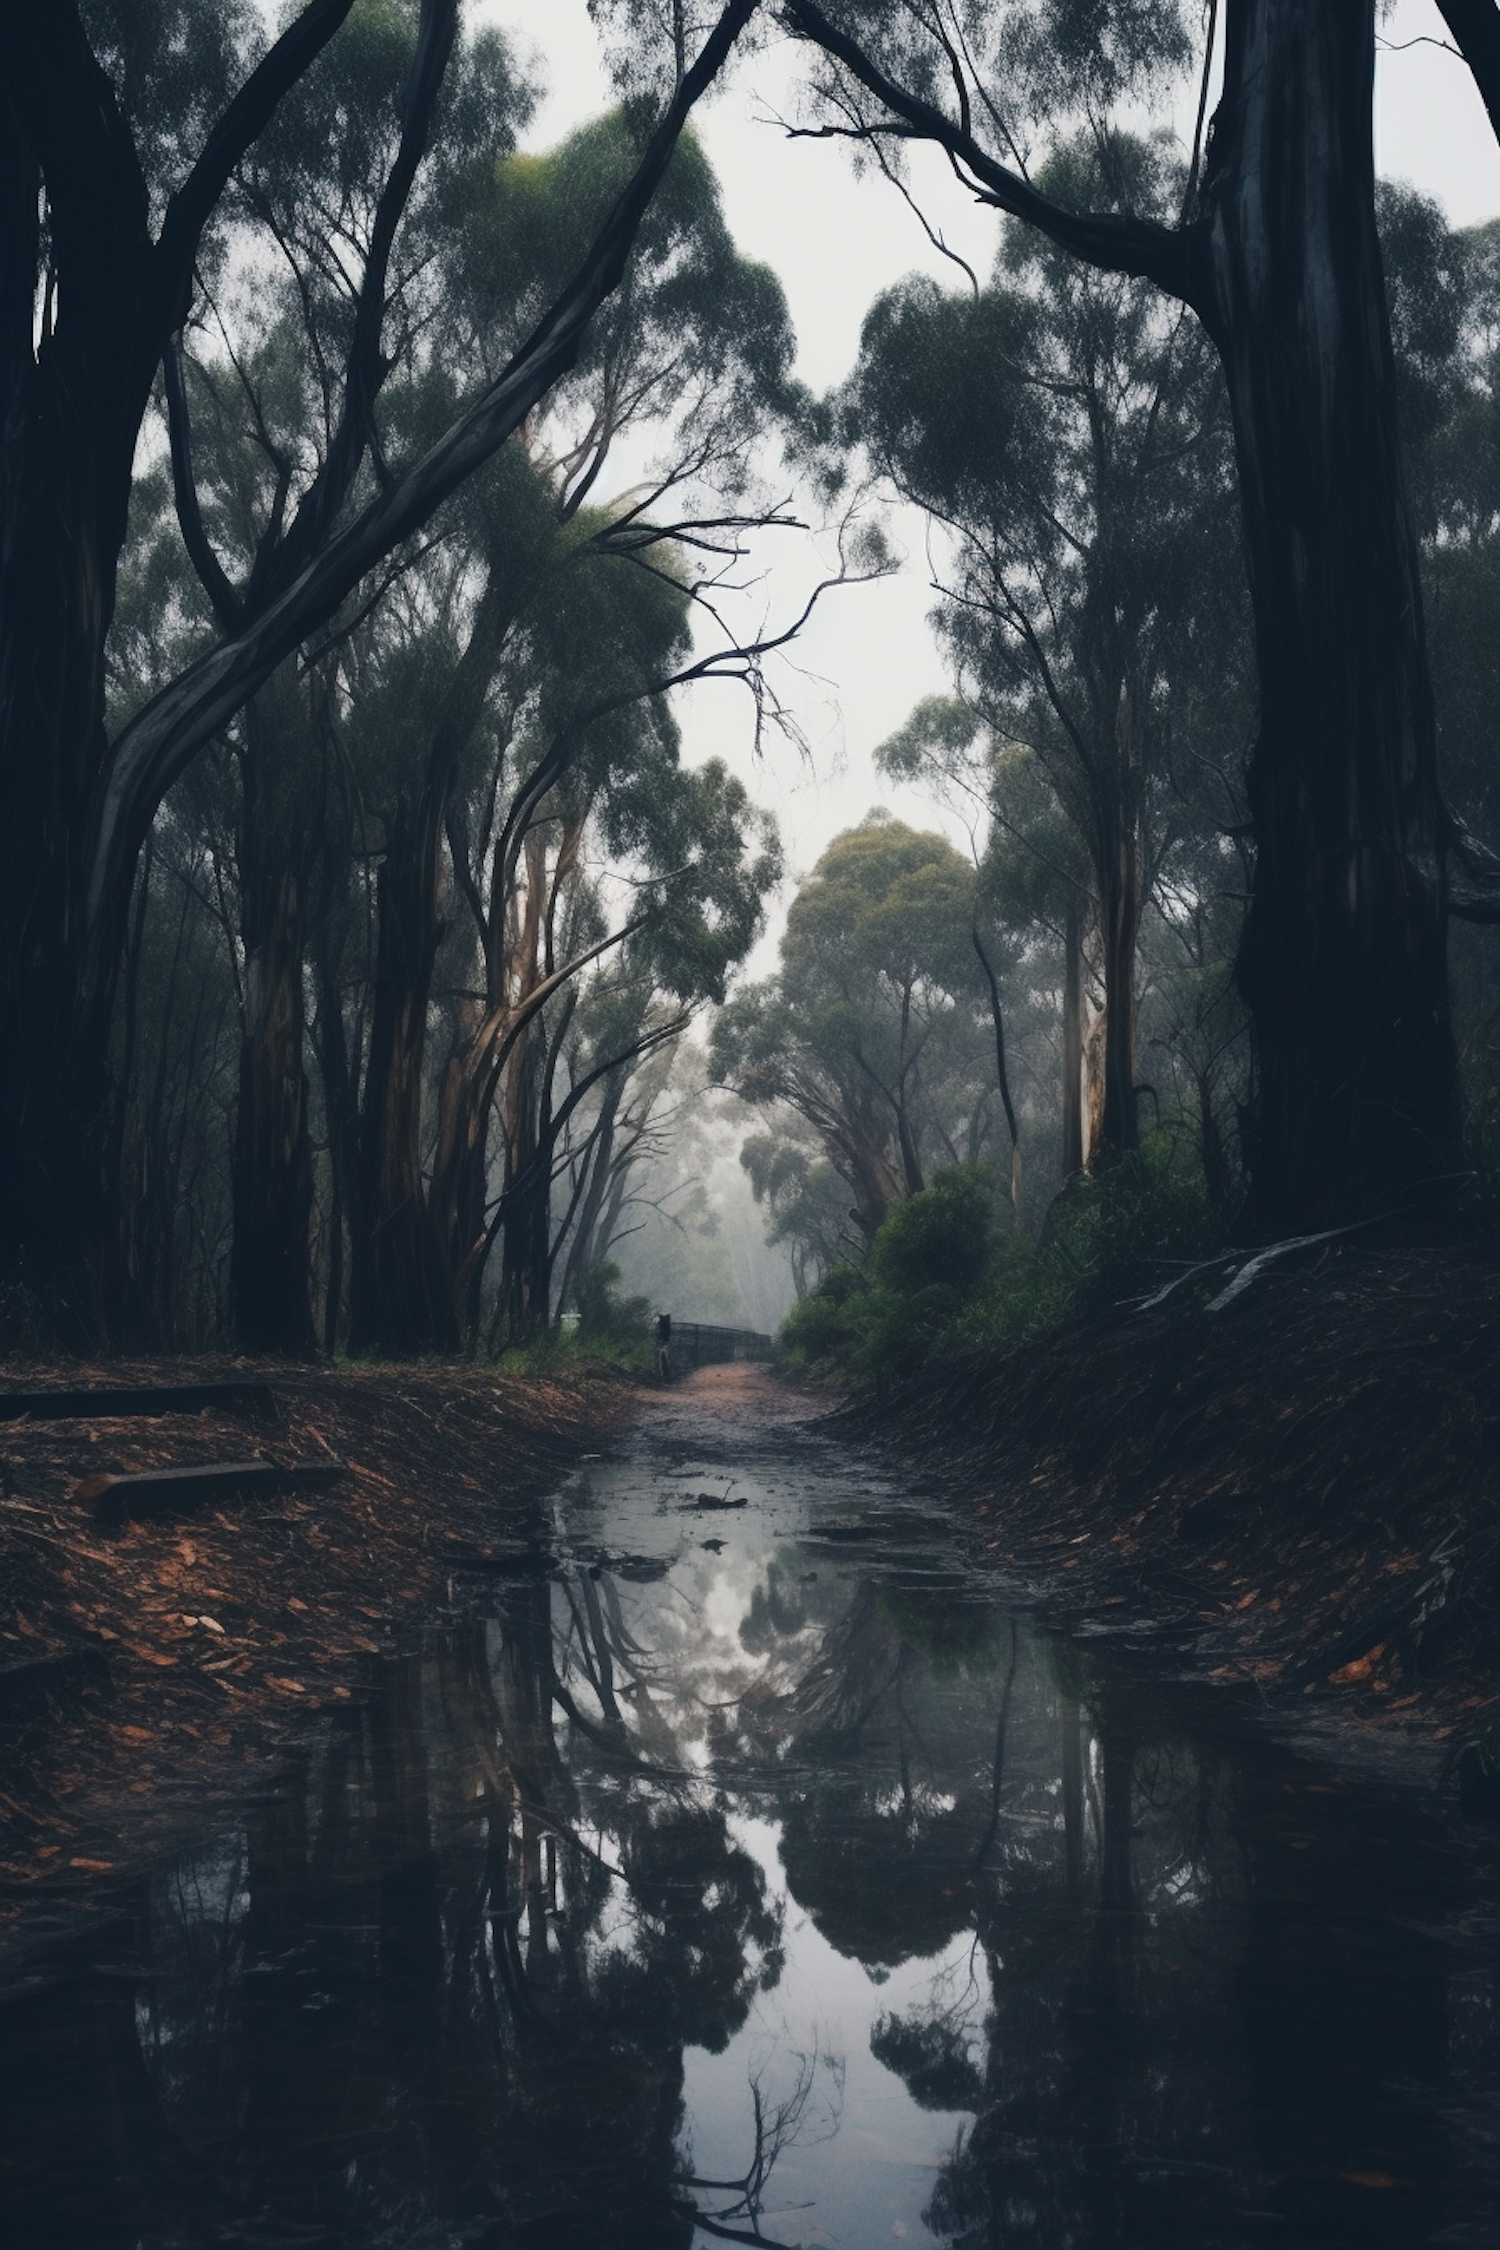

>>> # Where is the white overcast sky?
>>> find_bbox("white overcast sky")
[479,0,1500,971]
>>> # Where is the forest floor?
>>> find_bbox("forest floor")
[0,1360,633,1972]
[848,1235,1500,1801]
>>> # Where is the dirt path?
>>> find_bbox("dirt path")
[4,1336,1495,1980]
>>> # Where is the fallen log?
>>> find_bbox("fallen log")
[73,1460,345,1521]
[0,1383,282,1427]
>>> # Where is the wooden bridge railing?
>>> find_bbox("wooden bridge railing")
[660,1320,776,1369]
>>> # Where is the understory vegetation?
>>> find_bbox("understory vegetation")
[780,1135,1218,1385]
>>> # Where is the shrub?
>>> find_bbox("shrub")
[574,1259,650,1344]
[777,1133,1221,1388]
[869,1163,1000,1294]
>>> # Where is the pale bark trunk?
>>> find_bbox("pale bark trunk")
[1061,895,1086,1181]
[1094,810,1142,1163]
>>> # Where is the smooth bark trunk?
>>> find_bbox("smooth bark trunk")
[229,687,318,1354]
[1094,813,1142,1163]
[348,795,458,1355]
[1061,895,1086,1181]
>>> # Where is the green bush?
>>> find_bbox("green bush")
[574,1259,651,1345]
[778,1133,1220,1388]
[1043,1132,1218,1305]
[869,1163,1000,1294]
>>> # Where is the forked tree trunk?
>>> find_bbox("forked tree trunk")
[1207,0,1461,1230]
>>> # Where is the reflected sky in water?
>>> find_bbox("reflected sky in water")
[1,1403,1498,2249]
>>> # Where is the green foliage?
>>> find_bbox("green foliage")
[740,1130,852,1295]
[713,816,997,1247]
[494,1263,652,1377]
[574,1260,652,1345]
[869,1163,999,1295]
[781,1135,1218,1387]
[1044,1133,1218,1297]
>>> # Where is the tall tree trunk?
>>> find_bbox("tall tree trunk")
[229,685,318,1355]
[1208,0,1460,1230]
[1094,808,1142,1163]
[311,939,362,1357]
[496,1030,550,1348]
[348,794,458,1356]
[555,1085,621,1316]
[431,1032,492,1346]
[0,224,141,1340]
[1061,894,1087,1181]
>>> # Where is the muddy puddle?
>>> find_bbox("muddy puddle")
[2,1382,1498,2248]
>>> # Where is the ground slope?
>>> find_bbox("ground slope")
[853,1240,1500,1794]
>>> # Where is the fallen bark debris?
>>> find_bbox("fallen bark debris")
[0,1356,635,1961]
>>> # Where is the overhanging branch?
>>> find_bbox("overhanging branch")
[90,0,761,951]
[781,0,1206,311]
[1436,1,1500,151]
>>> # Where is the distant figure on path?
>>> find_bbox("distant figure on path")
[655,1310,672,1381]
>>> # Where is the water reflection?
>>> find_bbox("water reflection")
[1,1488,1497,2250]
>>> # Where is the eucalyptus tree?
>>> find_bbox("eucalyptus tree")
[769,0,1500,1233]
[338,518,781,1353]
[713,817,994,1242]
[0,0,759,1337]
[849,132,1245,1170]
[469,743,780,1351]
[334,109,802,1354]
[739,1128,855,1296]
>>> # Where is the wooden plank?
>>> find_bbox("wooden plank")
[72,1460,345,1521]
[0,1383,282,1427]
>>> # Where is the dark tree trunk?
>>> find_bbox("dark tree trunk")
[347,562,520,1357]
[431,1039,492,1347]
[555,1086,621,1316]
[0,116,147,1339]
[229,690,319,1355]
[1206,0,1461,1230]
[348,795,458,1356]
[311,939,362,1357]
